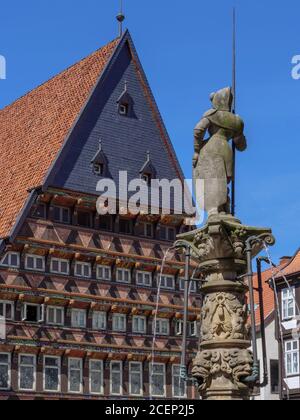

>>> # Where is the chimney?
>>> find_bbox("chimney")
[280,256,291,266]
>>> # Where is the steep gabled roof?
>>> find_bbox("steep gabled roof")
[274,249,300,279]
[0,37,119,239]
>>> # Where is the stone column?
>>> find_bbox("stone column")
[176,214,275,401]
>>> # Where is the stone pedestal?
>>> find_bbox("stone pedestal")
[176,215,275,401]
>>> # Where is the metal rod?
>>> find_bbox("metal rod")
[244,238,260,383]
[256,257,269,388]
[180,246,191,380]
[231,7,236,216]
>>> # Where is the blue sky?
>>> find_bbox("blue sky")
[0,0,299,262]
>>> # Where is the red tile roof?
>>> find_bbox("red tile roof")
[253,258,292,326]
[0,38,119,239]
[274,250,300,278]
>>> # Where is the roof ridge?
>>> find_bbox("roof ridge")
[0,37,120,114]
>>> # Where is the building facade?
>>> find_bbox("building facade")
[271,251,300,400]
[0,31,200,400]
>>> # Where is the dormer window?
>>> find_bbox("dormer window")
[141,173,152,186]
[117,82,133,118]
[119,103,129,116]
[91,140,108,177]
[93,163,104,176]
[140,151,156,186]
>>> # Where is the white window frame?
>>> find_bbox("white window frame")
[282,287,296,320]
[0,300,14,321]
[175,320,183,336]
[112,314,126,332]
[189,321,198,337]
[53,206,71,224]
[0,353,11,390]
[160,226,176,241]
[92,311,107,331]
[116,268,131,284]
[46,306,64,326]
[155,319,170,336]
[25,254,45,272]
[71,309,87,329]
[43,356,61,393]
[18,354,36,391]
[96,265,112,281]
[74,261,92,279]
[129,362,143,397]
[172,365,187,398]
[159,275,175,290]
[68,358,83,394]
[110,361,123,396]
[89,359,104,395]
[179,279,197,293]
[50,258,70,275]
[142,223,153,238]
[132,316,146,334]
[150,363,166,398]
[285,340,300,377]
[21,303,44,323]
[0,252,20,268]
[136,271,152,287]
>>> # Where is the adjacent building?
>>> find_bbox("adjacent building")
[271,251,300,400]
[0,31,200,400]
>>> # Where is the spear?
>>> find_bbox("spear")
[231,7,236,216]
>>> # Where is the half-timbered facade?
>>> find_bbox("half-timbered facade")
[0,31,200,400]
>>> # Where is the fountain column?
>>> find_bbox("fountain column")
[176,214,275,400]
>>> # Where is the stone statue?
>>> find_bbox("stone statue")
[193,87,247,217]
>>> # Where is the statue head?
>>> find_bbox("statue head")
[210,87,233,112]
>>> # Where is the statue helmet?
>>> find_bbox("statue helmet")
[210,87,233,112]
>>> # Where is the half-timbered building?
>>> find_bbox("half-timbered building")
[0,31,200,400]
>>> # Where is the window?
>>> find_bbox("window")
[25,254,45,272]
[172,365,187,398]
[282,287,296,320]
[112,314,126,332]
[116,268,131,284]
[129,362,143,396]
[0,252,20,268]
[141,173,152,187]
[119,219,132,235]
[136,271,152,287]
[159,275,175,290]
[92,312,107,331]
[47,306,64,326]
[53,206,70,224]
[132,316,146,334]
[22,304,44,323]
[142,223,153,238]
[99,215,112,231]
[44,356,60,392]
[32,203,46,219]
[90,360,103,395]
[77,211,92,228]
[75,261,92,279]
[110,361,122,396]
[160,226,176,241]
[155,319,169,336]
[68,358,83,394]
[97,265,111,281]
[50,258,69,275]
[19,354,36,391]
[189,321,198,337]
[175,320,183,336]
[71,309,86,329]
[270,360,279,394]
[179,279,197,293]
[150,363,165,397]
[93,163,104,176]
[119,103,129,116]
[0,353,10,390]
[0,301,14,321]
[285,340,299,376]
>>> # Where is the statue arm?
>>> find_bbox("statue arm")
[233,134,247,152]
[193,117,210,167]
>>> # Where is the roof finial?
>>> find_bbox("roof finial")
[147,150,150,161]
[117,0,125,38]
[99,138,103,151]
